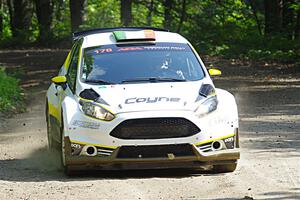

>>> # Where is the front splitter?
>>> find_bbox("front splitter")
[64,136,240,170]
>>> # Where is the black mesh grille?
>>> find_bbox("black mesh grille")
[117,144,195,158]
[110,118,200,139]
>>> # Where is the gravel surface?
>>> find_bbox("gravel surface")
[0,50,299,200]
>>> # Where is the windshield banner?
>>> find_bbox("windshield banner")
[87,43,190,55]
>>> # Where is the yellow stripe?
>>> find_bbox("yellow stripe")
[79,97,115,114]
[71,140,118,149]
[194,133,235,146]
[72,133,234,150]
[63,51,71,70]
[78,45,82,68]
[48,102,60,121]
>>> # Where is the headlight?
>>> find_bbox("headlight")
[80,100,115,121]
[194,96,218,117]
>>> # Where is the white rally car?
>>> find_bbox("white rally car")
[46,27,240,175]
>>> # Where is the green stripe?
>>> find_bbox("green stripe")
[113,31,126,41]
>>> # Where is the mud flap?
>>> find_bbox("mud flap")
[64,136,72,164]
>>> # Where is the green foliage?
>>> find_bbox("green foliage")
[0,0,299,64]
[0,5,12,39]
[0,67,24,113]
[84,0,120,28]
[52,1,71,39]
[247,49,300,62]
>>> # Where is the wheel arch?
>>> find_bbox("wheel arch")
[215,88,239,127]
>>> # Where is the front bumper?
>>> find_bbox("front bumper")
[64,137,240,170]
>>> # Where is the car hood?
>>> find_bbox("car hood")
[81,80,213,113]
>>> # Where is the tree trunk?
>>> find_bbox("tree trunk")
[55,0,64,21]
[164,0,173,30]
[0,0,3,35]
[282,0,294,38]
[295,9,300,39]
[6,0,33,39]
[249,0,263,36]
[6,0,13,33]
[120,0,133,26]
[146,0,154,26]
[35,0,53,42]
[70,0,86,32]
[177,0,187,33]
[264,0,281,36]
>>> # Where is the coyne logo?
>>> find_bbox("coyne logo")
[125,97,180,104]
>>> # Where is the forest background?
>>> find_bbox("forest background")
[0,0,299,62]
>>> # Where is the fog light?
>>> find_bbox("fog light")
[87,146,96,155]
[212,141,222,150]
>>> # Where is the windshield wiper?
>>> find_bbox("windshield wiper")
[155,77,187,82]
[121,77,186,83]
[84,79,115,85]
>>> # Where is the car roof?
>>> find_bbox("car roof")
[80,29,189,48]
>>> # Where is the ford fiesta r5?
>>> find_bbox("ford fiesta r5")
[46,27,240,175]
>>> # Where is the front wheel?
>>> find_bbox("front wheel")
[46,105,56,151]
[60,116,74,176]
[212,163,237,173]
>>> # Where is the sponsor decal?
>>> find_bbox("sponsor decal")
[125,97,180,104]
[207,116,231,126]
[70,143,83,155]
[118,47,144,52]
[92,43,189,55]
[223,136,235,149]
[224,137,234,143]
[144,46,186,51]
[72,120,101,129]
[71,143,82,149]
[95,48,113,54]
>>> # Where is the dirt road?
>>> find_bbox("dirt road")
[0,50,299,200]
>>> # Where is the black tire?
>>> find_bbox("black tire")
[60,114,75,176]
[64,166,77,176]
[46,104,56,151]
[212,163,237,173]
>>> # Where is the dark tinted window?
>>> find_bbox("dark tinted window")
[81,43,204,84]
[67,43,80,90]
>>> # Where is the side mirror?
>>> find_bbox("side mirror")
[208,68,222,76]
[51,76,67,90]
[51,76,67,84]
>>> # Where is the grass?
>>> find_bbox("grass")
[0,67,25,114]
[207,36,300,65]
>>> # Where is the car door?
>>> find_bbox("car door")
[50,40,82,142]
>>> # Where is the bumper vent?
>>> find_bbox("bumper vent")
[197,142,213,153]
[97,147,114,157]
[110,118,200,139]
[117,144,195,159]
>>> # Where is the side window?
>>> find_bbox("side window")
[67,43,80,92]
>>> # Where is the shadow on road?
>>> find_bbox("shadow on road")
[0,146,224,182]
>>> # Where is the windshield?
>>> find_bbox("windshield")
[81,42,205,84]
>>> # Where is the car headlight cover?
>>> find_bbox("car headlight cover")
[80,100,115,121]
[194,96,218,117]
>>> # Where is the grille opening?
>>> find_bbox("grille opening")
[117,144,195,158]
[110,118,200,139]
